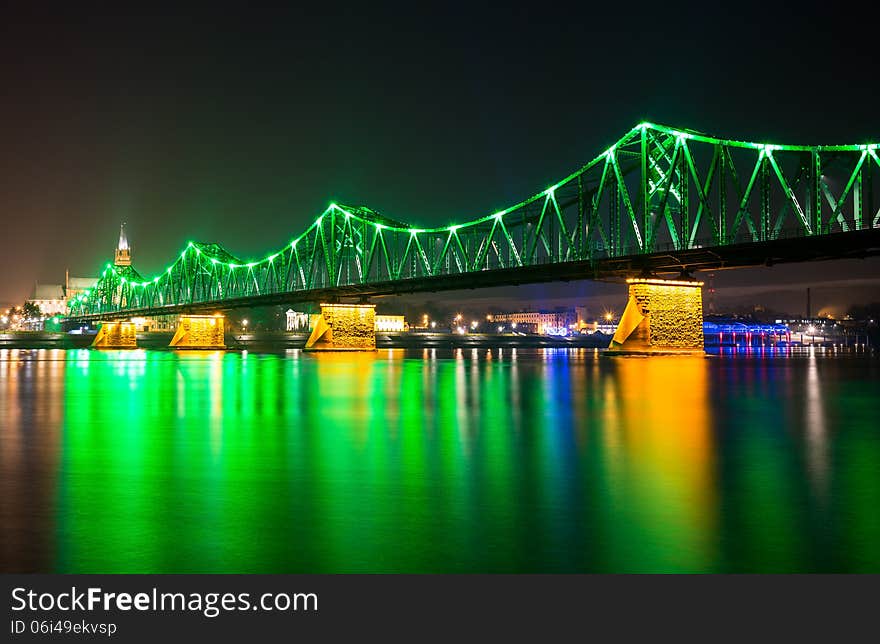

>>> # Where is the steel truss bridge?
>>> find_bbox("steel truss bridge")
[68,122,880,321]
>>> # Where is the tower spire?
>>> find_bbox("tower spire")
[115,222,131,266]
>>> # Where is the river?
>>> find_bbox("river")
[1,346,878,572]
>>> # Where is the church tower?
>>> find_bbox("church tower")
[114,223,131,266]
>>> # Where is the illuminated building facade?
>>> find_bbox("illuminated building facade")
[489,309,576,335]
[375,315,405,332]
[286,309,310,332]
[26,274,99,329]
[28,283,67,316]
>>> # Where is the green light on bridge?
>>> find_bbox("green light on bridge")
[71,122,877,319]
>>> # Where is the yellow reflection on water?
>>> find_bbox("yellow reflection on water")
[310,351,382,444]
[603,355,717,571]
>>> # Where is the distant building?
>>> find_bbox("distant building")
[127,314,177,332]
[489,309,576,335]
[575,305,589,330]
[66,272,98,300]
[286,309,310,332]
[25,273,99,327]
[375,315,405,332]
[24,224,136,329]
[28,283,66,316]
[109,223,145,285]
[114,223,131,266]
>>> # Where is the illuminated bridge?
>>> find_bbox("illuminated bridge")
[67,122,880,350]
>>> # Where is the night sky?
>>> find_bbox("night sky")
[2,4,878,315]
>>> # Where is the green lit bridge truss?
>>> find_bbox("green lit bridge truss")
[68,122,880,320]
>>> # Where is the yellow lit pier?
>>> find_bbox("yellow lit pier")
[169,314,226,349]
[305,303,377,351]
[608,278,704,355]
[91,321,138,348]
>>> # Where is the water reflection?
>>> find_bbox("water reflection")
[601,357,716,571]
[0,348,878,572]
[805,349,829,500]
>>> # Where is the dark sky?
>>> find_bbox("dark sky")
[1,3,878,312]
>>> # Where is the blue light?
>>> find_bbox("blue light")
[703,318,790,347]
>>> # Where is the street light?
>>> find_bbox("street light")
[242,319,249,332]
[604,311,614,322]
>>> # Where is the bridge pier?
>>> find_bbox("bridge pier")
[304,303,376,351]
[607,278,705,355]
[169,314,226,349]
[91,321,138,348]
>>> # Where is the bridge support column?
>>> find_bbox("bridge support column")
[608,278,704,355]
[91,321,138,348]
[304,303,376,351]
[169,314,226,349]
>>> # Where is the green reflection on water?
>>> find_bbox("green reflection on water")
[1,347,877,572]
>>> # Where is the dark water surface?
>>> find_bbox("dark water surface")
[1,347,878,573]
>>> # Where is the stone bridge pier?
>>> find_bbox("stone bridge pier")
[91,321,139,348]
[169,314,226,349]
[304,303,376,351]
[607,278,705,355]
